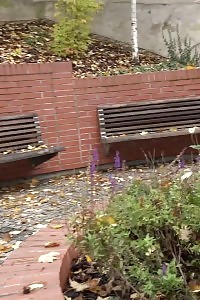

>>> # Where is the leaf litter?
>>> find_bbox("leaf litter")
[64,256,131,300]
[0,168,142,264]
[0,20,184,78]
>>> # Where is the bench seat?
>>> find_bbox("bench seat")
[98,97,200,155]
[0,113,64,167]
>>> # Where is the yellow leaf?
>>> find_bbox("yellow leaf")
[50,224,64,229]
[0,244,13,253]
[44,242,60,248]
[169,127,177,132]
[185,65,196,70]
[97,215,116,225]
[85,255,92,263]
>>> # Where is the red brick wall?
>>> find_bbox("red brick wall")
[0,62,200,180]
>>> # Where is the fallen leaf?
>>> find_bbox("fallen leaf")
[181,171,193,181]
[2,232,11,242]
[29,178,40,187]
[0,244,13,253]
[50,224,64,229]
[69,278,89,292]
[97,215,116,225]
[85,254,92,263]
[38,252,60,263]
[64,296,72,300]
[188,126,198,134]
[9,230,21,235]
[169,127,177,132]
[140,131,148,136]
[23,282,45,294]
[179,226,192,241]
[36,224,47,229]
[131,293,140,299]
[12,241,22,250]
[44,242,60,248]
[185,65,196,70]
[189,280,200,293]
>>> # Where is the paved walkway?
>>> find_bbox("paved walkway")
[0,222,69,300]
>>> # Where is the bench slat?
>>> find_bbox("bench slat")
[0,138,40,151]
[0,113,37,121]
[0,132,41,143]
[0,118,37,127]
[105,118,199,134]
[101,97,200,112]
[103,104,200,119]
[104,112,200,128]
[0,123,36,133]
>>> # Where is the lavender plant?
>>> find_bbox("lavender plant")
[114,150,121,170]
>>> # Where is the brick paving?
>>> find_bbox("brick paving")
[0,222,71,300]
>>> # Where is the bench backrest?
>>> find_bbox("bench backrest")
[98,97,200,139]
[0,113,43,153]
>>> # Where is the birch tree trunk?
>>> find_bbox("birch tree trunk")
[131,0,139,64]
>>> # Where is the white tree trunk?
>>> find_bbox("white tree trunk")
[131,0,139,63]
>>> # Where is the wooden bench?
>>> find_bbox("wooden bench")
[0,113,64,166]
[98,97,200,155]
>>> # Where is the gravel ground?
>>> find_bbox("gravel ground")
[0,168,151,264]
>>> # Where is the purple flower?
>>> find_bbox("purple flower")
[162,263,167,276]
[178,158,185,169]
[93,148,99,164]
[114,151,121,170]
[109,174,117,193]
[90,161,96,187]
[90,160,96,176]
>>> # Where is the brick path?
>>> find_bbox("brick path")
[0,222,76,300]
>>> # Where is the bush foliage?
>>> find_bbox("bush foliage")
[72,166,200,299]
[52,0,102,57]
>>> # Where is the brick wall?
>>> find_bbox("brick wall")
[0,62,200,180]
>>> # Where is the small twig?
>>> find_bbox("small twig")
[113,268,148,300]
[168,241,187,287]
[168,147,187,167]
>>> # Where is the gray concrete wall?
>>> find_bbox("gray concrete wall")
[0,0,200,57]
[93,0,200,56]
[0,0,55,21]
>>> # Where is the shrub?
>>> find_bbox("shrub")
[71,166,200,299]
[52,0,102,57]
[162,25,200,67]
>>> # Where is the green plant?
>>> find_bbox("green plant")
[51,0,102,57]
[162,25,200,66]
[71,166,200,299]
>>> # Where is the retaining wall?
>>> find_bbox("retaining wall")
[0,62,200,180]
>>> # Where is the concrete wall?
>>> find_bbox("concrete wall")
[93,0,200,56]
[0,0,55,21]
[0,0,200,56]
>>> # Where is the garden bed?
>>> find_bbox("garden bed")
[63,162,200,300]
[0,20,185,78]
